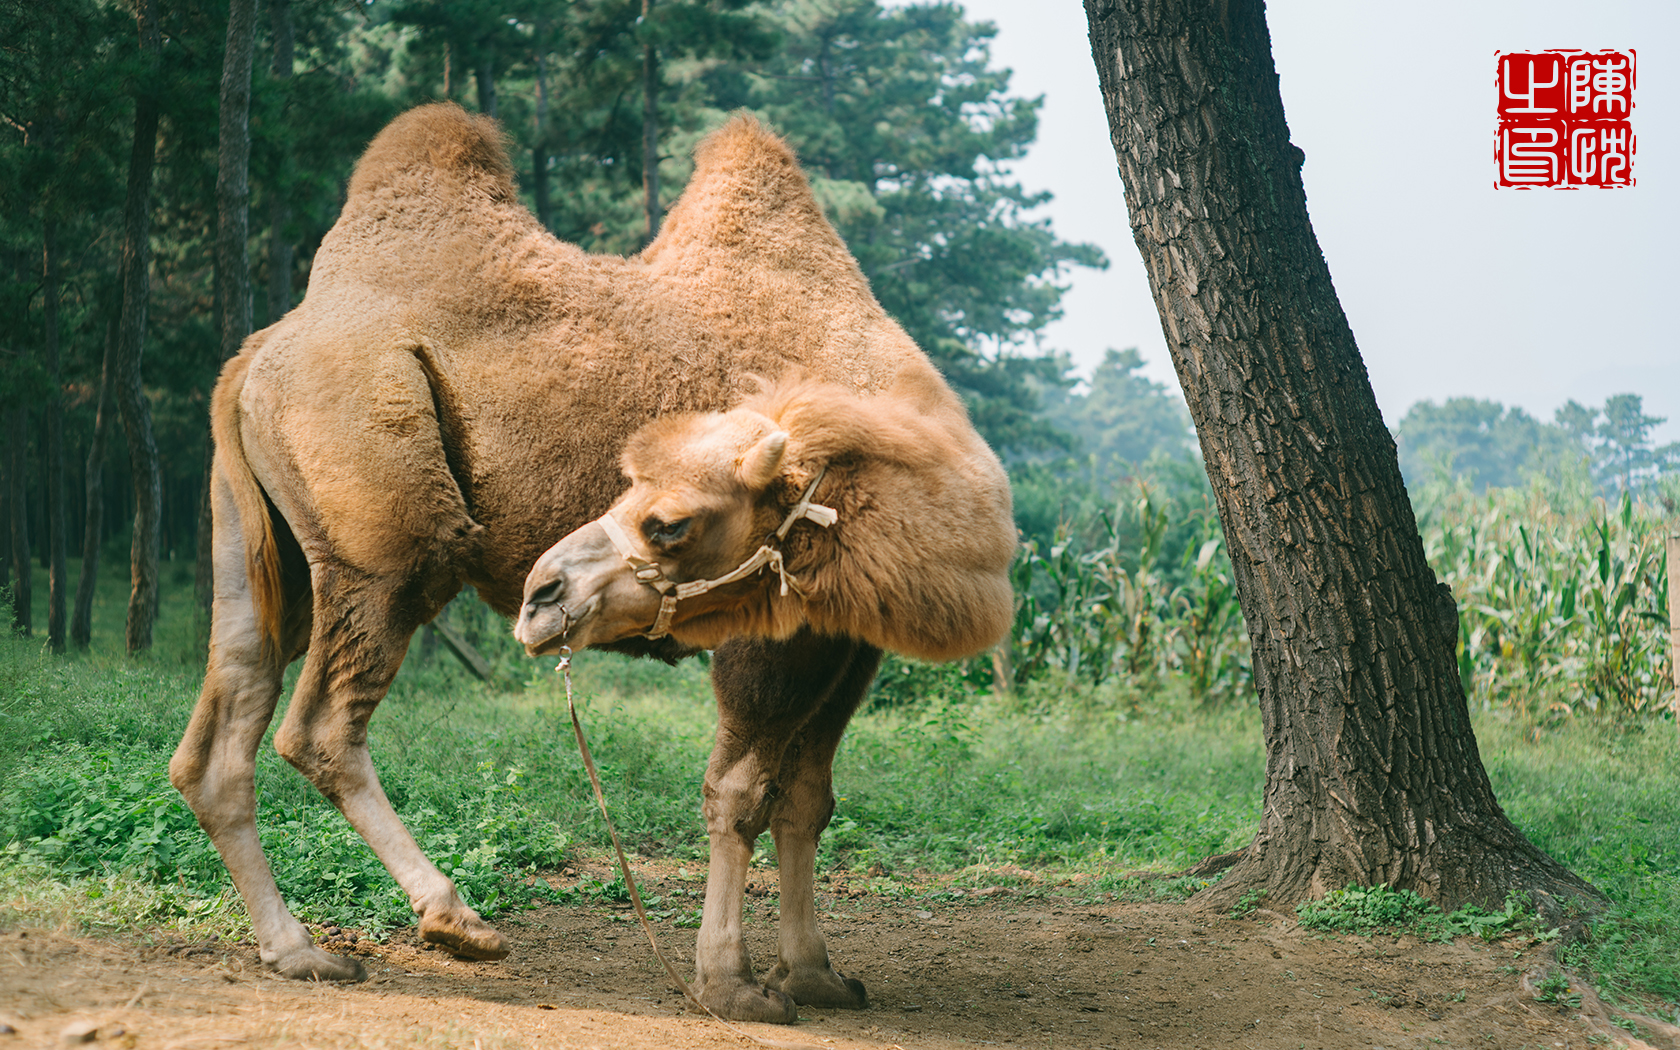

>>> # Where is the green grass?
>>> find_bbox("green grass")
[1476,715,1680,1008]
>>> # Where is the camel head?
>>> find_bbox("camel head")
[515,404,834,655]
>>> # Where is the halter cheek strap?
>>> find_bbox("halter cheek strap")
[593,467,838,639]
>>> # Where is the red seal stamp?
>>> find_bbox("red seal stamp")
[1495,50,1635,189]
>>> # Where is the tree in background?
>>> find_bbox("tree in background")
[1062,347,1196,472]
[1396,393,1678,494]
[1084,0,1597,916]
[1571,394,1679,493]
[115,0,165,654]
[1394,397,1564,491]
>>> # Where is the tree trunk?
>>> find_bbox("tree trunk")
[1082,0,1598,916]
[117,0,164,655]
[266,0,295,323]
[43,217,69,653]
[198,0,258,634]
[6,406,29,637]
[641,0,660,244]
[72,322,116,648]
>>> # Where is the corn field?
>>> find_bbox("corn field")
[1000,476,1677,722]
[1418,480,1675,720]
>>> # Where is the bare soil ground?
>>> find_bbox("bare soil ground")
[4,862,1676,1050]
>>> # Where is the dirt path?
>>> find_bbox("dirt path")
[3,865,1675,1050]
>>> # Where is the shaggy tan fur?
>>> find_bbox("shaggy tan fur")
[175,102,1014,1023]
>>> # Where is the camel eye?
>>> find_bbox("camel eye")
[643,516,692,547]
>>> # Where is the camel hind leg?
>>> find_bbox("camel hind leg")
[168,466,354,980]
[270,560,509,963]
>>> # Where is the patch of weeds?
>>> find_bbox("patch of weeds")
[1297,884,1436,933]
[1297,884,1551,945]
[1230,887,1265,919]
[1427,892,1551,943]
[1152,876,1207,901]
[1534,970,1583,1009]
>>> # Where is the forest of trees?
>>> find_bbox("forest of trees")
[1395,393,1680,493]
[0,0,1107,652]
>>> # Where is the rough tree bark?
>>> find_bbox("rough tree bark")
[116,0,164,654]
[72,323,116,648]
[1082,0,1599,915]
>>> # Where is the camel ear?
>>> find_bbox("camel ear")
[737,431,788,491]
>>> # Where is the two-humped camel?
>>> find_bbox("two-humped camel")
[171,102,1015,1023]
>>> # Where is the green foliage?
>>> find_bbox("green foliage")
[1395,397,1576,492]
[1050,347,1197,476]
[1479,716,1680,1004]
[1296,884,1438,932]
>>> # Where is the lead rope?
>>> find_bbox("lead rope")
[556,648,822,1050]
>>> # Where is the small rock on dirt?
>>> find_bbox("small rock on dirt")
[60,1020,99,1045]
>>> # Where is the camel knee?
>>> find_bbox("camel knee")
[703,761,778,844]
[272,713,363,792]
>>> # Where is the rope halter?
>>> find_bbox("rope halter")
[591,467,838,640]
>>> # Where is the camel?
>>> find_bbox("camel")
[171,102,1016,1024]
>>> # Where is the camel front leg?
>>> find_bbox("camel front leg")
[696,632,878,1022]
[765,643,879,1009]
[692,738,797,1023]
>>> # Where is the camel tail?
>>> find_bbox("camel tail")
[210,353,285,653]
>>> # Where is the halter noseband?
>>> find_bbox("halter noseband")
[591,467,837,639]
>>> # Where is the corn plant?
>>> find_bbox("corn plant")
[1007,482,1252,705]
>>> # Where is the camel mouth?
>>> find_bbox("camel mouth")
[515,596,592,656]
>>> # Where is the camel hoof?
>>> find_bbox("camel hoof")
[768,965,869,1009]
[419,910,510,961]
[270,945,368,982]
[697,980,798,1024]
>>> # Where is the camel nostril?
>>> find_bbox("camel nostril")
[528,579,564,607]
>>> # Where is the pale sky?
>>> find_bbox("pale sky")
[946,0,1678,444]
